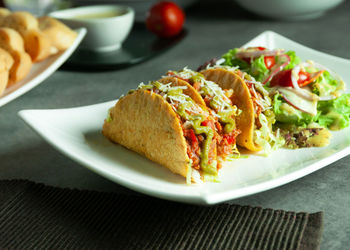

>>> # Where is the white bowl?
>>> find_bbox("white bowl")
[49,5,135,52]
[235,0,344,20]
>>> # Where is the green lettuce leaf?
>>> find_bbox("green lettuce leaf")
[283,51,301,70]
[222,48,250,70]
[250,55,269,82]
[316,94,350,130]
[311,71,343,97]
[273,93,350,130]
[273,93,314,126]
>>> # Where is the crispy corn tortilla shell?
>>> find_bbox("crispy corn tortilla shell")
[158,76,206,106]
[201,68,262,152]
[102,89,191,179]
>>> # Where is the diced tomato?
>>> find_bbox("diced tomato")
[201,120,215,130]
[264,56,275,69]
[183,128,198,148]
[223,134,236,145]
[189,129,197,145]
[215,121,222,133]
[203,96,211,107]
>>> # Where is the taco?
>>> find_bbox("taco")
[166,68,241,160]
[200,67,284,153]
[102,77,221,183]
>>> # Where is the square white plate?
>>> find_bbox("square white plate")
[18,31,350,205]
[0,27,87,107]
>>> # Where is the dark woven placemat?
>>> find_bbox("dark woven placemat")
[0,180,323,249]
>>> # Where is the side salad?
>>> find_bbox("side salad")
[213,46,350,149]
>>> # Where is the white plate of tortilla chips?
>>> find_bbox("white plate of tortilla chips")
[0,27,86,108]
[19,31,350,205]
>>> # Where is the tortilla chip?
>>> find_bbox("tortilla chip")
[201,68,262,151]
[102,89,190,178]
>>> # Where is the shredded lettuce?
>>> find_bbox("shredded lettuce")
[203,173,220,183]
[254,112,285,156]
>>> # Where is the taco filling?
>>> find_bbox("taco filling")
[137,80,219,182]
[200,66,284,154]
[232,70,284,152]
[167,68,241,160]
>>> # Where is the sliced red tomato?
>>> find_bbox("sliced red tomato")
[298,71,310,83]
[270,69,324,88]
[241,47,274,69]
[298,70,324,87]
[248,46,266,51]
[264,56,275,70]
[270,69,293,87]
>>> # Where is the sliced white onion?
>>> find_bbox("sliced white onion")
[278,87,318,116]
[291,65,301,89]
[291,62,342,101]
[319,96,336,101]
[309,61,345,93]
[290,64,321,101]
[236,49,282,59]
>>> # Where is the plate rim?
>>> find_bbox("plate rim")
[254,30,350,63]
[18,30,350,205]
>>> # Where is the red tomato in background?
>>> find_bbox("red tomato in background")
[146,1,185,38]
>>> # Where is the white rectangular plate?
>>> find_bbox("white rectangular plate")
[0,28,86,107]
[18,31,350,205]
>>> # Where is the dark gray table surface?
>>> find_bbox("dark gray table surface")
[1,1,349,249]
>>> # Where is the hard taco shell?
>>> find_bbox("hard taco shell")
[158,76,206,106]
[201,68,262,152]
[103,89,191,178]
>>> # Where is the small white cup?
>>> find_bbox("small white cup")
[49,5,135,52]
